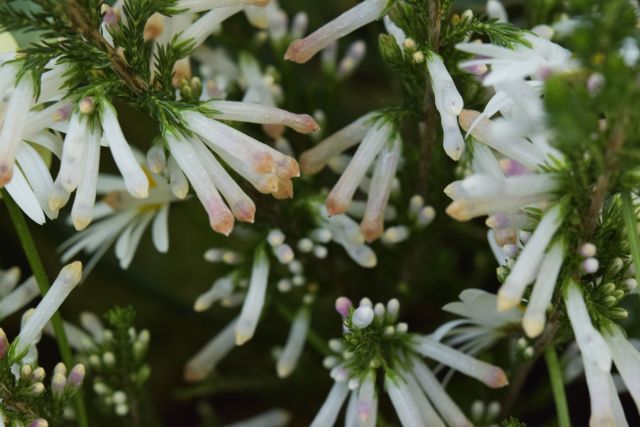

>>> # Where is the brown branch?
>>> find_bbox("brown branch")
[418,0,443,197]
[583,126,626,238]
[66,0,148,94]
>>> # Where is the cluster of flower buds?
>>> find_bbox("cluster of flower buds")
[310,296,508,426]
[187,228,318,381]
[44,309,151,418]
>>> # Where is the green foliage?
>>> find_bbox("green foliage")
[80,306,156,426]
[501,417,527,427]
[0,345,82,425]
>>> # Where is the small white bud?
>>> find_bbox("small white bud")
[352,306,374,329]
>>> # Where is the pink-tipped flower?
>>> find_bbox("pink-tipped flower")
[285,0,386,64]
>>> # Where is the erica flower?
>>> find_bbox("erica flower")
[167,101,317,235]
[457,33,576,86]
[427,53,466,161]
[311,297,507,427]
[10,262,83,359]
[564,281,640,426]
[284,0,387,64]
[185,231,315,382]
[300,116,400,241]
[309,202,378,267]
[432,289,521,356]
[0,267,38,322]
[60,170,176,269]
[0,58,71,223]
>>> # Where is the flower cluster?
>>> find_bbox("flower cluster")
[185,229,316,382]
[310,296,508,426]
[0,262,85,425]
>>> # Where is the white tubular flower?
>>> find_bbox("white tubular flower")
[177,6,244,48]
[13,262,83,357]
[276,307,310,378]
[222,409,291,427]
[357,371,378,426]
[565,281,612,372]
[235,246,270,345]
[459,110,547,169]
[486,0,508,23]
[604,326,640,412]
[0,75,35,186]
[326,120,394,216]
[445,173,559,222]
[434,289,521,356]
[385,374,424,427]
[360,136,401,241]
[337,40,367,80]
[189,137,256,223]
[411,358,473,427]
[166,132,235,235]
[457,33,576,86]
[427,53,465,160]
[522,239,565,338]
[14,141,57,220]
[184,318,238,382]
[300,112,375,174]
[582,356,625,427]
[177,0,269,14]
[56,112,88,193]
[413,336,509,388]
[317,296,503,427]
[101,101,149,199]
[4,162,47,225]
[310,381,350,427]
[167,155,189,199]
[315,205,377,268]
[383,15,406,49]
[182,107,305,203]
[497,203,565,311]
[285,0,386,64]
[194,276,235,312]
[70,127,101,230]
[400,368,445,427]
[61,170,176,269]
[206,100,319,134]
[0,270,38,322]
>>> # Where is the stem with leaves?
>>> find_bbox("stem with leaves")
[1,189,89,427]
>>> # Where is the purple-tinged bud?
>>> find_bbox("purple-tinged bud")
[101,4,119,27]
[335,297,352,317]
[53,104,72,122]
[462,62,488,76]
[486,213,509,229]
[67,364,86,388]
[352,306,374,329]
[578,243,597,258]
[79,97,95,114]
[30,419,48,427]
[499,159,528,176]
[581,257,599,274]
